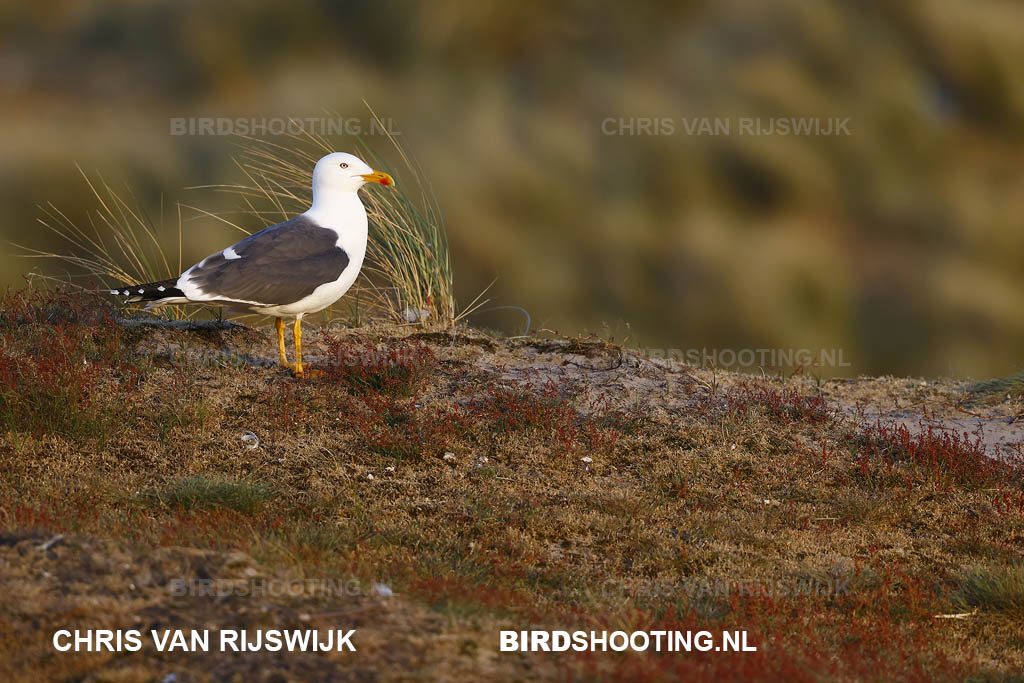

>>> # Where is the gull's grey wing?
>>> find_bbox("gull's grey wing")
[181,215,350,306]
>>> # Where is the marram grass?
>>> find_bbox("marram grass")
[16,168,194,319]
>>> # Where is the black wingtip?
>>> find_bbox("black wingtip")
[112,278,185,302]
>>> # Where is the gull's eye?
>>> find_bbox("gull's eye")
[339,162,349,169]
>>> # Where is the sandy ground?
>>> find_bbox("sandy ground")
[142,319,1024,462]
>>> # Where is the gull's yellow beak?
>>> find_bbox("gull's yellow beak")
[361,170,394,187]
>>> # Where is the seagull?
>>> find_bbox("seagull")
[114,152,394,376]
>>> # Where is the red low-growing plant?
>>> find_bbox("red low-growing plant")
[349,393,466,460]
[852,419,1022,489]
[725,384,833,425]
[466,379,629,456]
[992,488,1024,517]
[320,336,437,397]
[0,287,134,438]
[265,379,307,430]
[469,380,580,444]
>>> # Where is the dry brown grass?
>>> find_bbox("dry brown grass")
[1,289,1023,680]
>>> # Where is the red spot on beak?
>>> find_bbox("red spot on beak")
[380,178,391,186]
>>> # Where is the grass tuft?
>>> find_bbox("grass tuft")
[150,475,273,514]
[966,371,1024,402]
[956,565,1024,615]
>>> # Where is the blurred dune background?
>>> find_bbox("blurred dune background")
[2,0,1023,378]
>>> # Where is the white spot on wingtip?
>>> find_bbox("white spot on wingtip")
[223,246,241,260]
[122,290,130,296]
[137,289,144,294]
[109,289,118,295]
[157,286,166,292]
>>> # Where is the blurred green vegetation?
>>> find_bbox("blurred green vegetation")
[2,0,1023,377]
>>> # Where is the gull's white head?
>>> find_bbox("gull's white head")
[311,152,394,199]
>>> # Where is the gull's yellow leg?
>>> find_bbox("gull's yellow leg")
[292,317,305,377]
[276,318,299,373]
[274,319,290,368]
